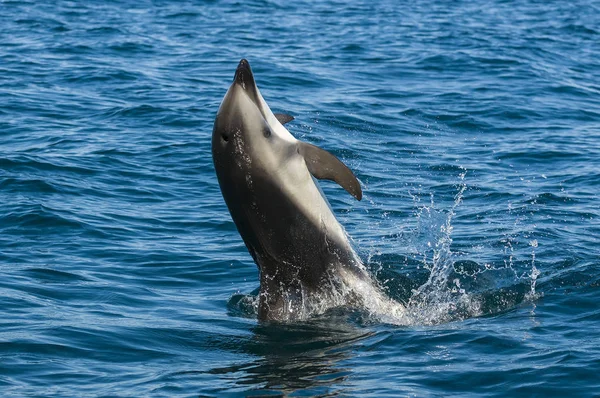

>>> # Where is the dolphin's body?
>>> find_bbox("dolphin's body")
[212,59,374,321]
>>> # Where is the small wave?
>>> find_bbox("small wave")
[1,204,85,230]
[108,41,154,54]
[62,67,143,84]
[86,26,124,35]
[24,267,89,283]
[100,104,170,119]
[0,155,99,176]
[0,177,61,194]
[164,12,202,19]
[560,23,598,36]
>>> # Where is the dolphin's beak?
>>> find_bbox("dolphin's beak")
[234,59,256,89]
[232,59,261,108]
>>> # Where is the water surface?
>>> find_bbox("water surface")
[1,0,599,396]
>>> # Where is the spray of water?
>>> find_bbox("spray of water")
[394,172,476,325]
[364,170,541,326]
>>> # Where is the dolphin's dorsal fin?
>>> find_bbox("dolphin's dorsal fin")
[274,113,294,125]
[298,142,362,201]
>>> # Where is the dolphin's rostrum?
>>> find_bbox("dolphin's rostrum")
[212,59,381,321]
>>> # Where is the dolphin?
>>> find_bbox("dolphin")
[212,59,387,321]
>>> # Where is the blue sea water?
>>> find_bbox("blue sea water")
[1,0,600,396]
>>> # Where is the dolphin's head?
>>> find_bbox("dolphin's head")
[212,59,293,164]
[212,59,362,204]
[213,59,262,149]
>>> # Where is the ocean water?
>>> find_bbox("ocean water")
[1,0,599,396]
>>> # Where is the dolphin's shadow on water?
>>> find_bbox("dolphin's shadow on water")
[207,313,372,396]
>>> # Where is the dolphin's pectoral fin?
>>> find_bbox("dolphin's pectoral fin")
[274,113,295,125]
[298,142,363,201]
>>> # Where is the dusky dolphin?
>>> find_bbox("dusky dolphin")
[212,59,392,321]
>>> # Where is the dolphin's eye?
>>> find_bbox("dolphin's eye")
[263,128,271,138]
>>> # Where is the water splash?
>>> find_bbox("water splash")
[229,262,408,323]
[526,239,540,301]
[397,171,479,325]
[369,170,542,326]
